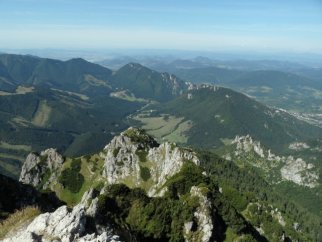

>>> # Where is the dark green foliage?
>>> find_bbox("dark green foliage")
[136,149,148,163]
[93,182,105,193]
[0,87,143,178]
[97,184,198,242]
[198,150,322,241]
[58,159,84,193]
[221,186,248,211]
[95,163,262,242]
[275,181,322,217]
[165,161,207,196]
[123,128,159,148]
[39,154,48,164]
[71,158,81,171]
[36,169,51,190]
[139,166,151,181]
[113,147,121,158]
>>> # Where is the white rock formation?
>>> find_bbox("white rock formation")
[229,135,318,187]
[288,142,310,151]
[184,186,213,242]
[102,127,200,196]
[19,148,64,189]
[3,193,121,242]
[232,135,264,158]
[280,157,318,188]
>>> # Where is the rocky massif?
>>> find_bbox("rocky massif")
[223,135,319,188]
[2,128,320,241]
[3,128,219,242]
[19,148,65,189]
[102,128,200,196]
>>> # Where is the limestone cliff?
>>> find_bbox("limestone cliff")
[102,127,200,196]
[224,135,318,188]
[19,148,64,190]
[3,190,121,242]
[184,186,214,242]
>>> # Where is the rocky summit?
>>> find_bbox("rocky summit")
[102,127,200,196]
[20,148,64,189]
[2,128,219,242]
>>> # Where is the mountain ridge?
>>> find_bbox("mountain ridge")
[135,86,322,152]
[1,128,320,241]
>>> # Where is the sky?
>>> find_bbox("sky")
[1,0,322,54]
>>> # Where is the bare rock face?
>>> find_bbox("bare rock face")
[147,142,200,196]
[102,127,200,196]
[19,148,64,189]
[3,194,121,242]
[3,204,86,241]
[226,135,319,188]
[184,186,213,242]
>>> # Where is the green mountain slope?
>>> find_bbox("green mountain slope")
[0,54,41,83]
[0,62,16,92]
[0,87,143,178]
[0,54,113,95]
[135,87,322,152]
[111,63,188,102]
[223,70,322,112]
[162,64,322,113]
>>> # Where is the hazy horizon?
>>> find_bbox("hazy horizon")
[1,0,322,55]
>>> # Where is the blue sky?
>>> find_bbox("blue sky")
[1,0,322,53]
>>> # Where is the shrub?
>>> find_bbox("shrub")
[136,149,148,163]
[165,162,207,196]
[113,147,121,158]
[58,159,84,193]
[39,154,48,164]
[140,166,151,181]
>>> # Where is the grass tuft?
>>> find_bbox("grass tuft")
[0,206,41,239]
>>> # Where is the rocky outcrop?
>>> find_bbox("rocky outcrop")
[19,148,64,189]
[184,186,213,242]
[225,135,318,188]
[232,135,265,158]
[102,127,200,196]
[3,189,120,242]
[288,142,310,151]
[280,156,318,188]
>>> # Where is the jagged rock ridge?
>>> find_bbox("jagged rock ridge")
[19,148,64,190]
[3,128,215,242]
[102,127,200,196]
[224,135,318,187]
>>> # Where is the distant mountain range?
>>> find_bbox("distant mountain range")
[99,56,322,113]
